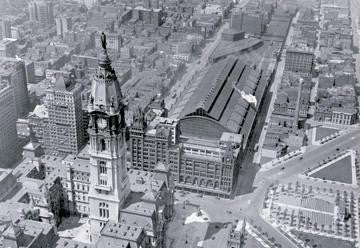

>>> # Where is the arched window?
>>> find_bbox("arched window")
[100,139,106,151]
[99,202,109,218]
[99,161,107,174]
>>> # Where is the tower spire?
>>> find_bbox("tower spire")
[88,31,130,241]
[89,31,122,115]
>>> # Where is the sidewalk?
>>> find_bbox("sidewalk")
[259,146,306,172]
[254,12,300,164]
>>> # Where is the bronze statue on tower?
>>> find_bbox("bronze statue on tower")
[101,32,107,50]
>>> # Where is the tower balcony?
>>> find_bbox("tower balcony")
[94,184,111,192]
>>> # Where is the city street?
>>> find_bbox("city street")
[166,2,360,247]
[350,0,360,83]
[166,22,228,115]
[253,11,299,164]
[3,0,360,248]
[166,0,252,115]
[172,125,360,248]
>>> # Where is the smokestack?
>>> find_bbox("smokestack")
[293,78,303,130]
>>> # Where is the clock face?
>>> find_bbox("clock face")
[97,118,107,129]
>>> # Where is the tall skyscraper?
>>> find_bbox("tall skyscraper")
[0,57,29,118]
[0,19,12,40]
[28,1,37,22]
[45,74,85,157]
[83,0,99,9]
[55,16,72,37]
[28,0,54,25]
[0,38,17,58]
[0,82,20,168]
[87,33,130,240]
[95,32,122,51]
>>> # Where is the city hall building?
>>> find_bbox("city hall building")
[130,56,269,197]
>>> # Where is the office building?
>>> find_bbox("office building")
[133,7,164,26]
[0,57,30,118]
[0,82,20,168]
[130,56,268,197]
[0,168,18,201]
[0,19,11,40]
[24,60,35,84]
[95,32,122,51]
[0,38,17,58]
[330,108,358,125]
[56,16,72,37]
[130,115,243,198]
[285,48,315,74]
[28,104,49,154]
[11,26,21,40]
[45,74,85,157]
[231,11,267,36]
[83,0,99,8]
[28,0,54,25]
[28,1,37,21]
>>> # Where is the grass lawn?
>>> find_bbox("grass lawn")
[315,127,339,141]
[291,230,355,248]
[310,155,352,184]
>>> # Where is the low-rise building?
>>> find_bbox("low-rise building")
[1,219,57,248]
[54,238,96,248]
[227,220,246,248]
[62,151,91,216]
[285,48,314,74]
[331,107,358,125]
[96,220,150,248]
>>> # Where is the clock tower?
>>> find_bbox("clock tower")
[88,32,130,240]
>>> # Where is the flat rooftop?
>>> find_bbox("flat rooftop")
[0,38,17,46]
[101,220,143,242]
[210,38,262,60]
[0,57,22,76]
[0,81,9,91]
[55,238,93,248]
